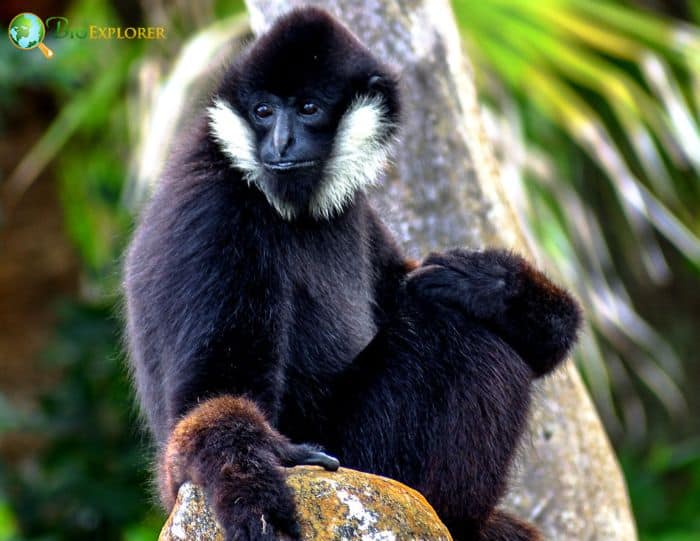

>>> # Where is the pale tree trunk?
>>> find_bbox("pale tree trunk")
[243,1,636,539]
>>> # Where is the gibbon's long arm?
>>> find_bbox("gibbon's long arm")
[125,157,289,444]
[330,248,582,410]
[127,165,341,541]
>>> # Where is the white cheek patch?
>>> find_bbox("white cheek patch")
[207,98,297,219]
[208,95,393,221]
[311,95,394,220]
[207,98,263,183]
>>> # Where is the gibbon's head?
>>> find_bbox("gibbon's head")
[208,7,400,220]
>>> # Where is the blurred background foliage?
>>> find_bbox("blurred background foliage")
[0,0,698,540]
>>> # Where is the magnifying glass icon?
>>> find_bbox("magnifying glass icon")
[8,13,55,59]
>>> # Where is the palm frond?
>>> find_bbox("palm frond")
[456,0,700,438]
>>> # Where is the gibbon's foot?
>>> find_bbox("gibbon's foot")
[446,510,542,541]
[407,248,581,376]
[476,510,543,541]
[159,396,339,541]
[406,249,522,320]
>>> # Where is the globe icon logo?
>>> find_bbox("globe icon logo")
[8,12,54,59]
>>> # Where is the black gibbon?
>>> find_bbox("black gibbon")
[124,7,582,541]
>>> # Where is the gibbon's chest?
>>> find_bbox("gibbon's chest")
[280,225,377,375]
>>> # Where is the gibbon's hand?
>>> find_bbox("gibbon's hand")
[159,396,338,541]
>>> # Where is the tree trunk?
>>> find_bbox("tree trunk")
[244,1,636,539]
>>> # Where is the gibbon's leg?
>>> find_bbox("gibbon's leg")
[321,253,580,541]
[322,302,534,540]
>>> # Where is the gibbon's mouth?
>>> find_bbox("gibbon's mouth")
[264,160,320,172]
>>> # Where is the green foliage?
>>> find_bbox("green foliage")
[0,0,163,538]
[453,0,700,435]
[622,439,700,540]
[1,301,162,540]
[0,498,19,541]
[54,70,133,284]
[1,0,139,286]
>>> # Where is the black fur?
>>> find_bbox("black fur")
[219,7,401,129]
[124,7,581,541]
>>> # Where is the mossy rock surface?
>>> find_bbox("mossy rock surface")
[159,466,452,540]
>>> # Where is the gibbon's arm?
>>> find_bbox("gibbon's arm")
[125,169,288,442]
[127,171,340,540]
[322,250,581,513]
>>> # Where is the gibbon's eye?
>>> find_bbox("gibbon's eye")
[300,102,319,115]
[254,103,273,118]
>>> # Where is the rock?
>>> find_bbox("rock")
[159,466,452,541]
[159,481,224,541]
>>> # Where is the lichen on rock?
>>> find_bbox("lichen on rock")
[159,466,452,541]
[159,480,224,541]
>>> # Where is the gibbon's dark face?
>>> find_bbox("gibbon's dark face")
[208,7,400,220]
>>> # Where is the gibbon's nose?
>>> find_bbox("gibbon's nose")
[273,112,295,158]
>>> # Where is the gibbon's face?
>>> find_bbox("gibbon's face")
[238,88,345,216]
[207,8,400,220]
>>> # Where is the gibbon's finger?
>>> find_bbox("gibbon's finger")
[278,442,341,471]
[296,450,340,471]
